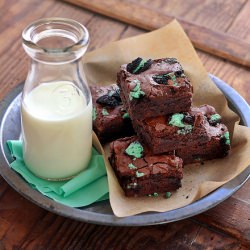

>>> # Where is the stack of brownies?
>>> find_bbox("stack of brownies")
[91,57,231,197]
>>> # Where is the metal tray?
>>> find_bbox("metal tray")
[0,75,250,226]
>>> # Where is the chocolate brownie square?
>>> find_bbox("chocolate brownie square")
[90,84,134,142]
[117,57,193,120]
[176,107,231,164]
[109,136,183,197]
[133,105,218,154]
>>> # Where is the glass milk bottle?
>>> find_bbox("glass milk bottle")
[21,18,92,180]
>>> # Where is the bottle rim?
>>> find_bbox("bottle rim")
[22,17,89,56]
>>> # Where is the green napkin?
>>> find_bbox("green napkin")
[7,140,109,207]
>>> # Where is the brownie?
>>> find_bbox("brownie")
[176,108,231,164]
[117,57,193,120]
[132,105,221,154]
[109,136,183,197]
[90,84,134,142]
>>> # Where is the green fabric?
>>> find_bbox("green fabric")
[6,140,109,207]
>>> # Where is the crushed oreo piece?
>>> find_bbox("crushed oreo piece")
[112,88,121,102]
[96,93,121,107]
[127,58,141,73]
[177,125,193,135]
[153,72,179,85]
[165,58,178,64]
[175,70,184,77]
[126,57,153,74]
[108,90,115,96]
[152,73,171,84]
[183,114,194,124]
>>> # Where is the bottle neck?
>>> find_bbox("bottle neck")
[23,58,90,102]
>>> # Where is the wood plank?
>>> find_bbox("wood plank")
[0,217,10,239]
[119,26,143,39]
[85,15,127,51]
[20,213,67,249]
[191,226,244,250]
[0,178,9,199]
[227,0,250,41]
[133,0,246,31]
[232,177,250,204]
[197,50,250,104]
[63,0,250,67]
[18,218,236,249]
[19,218,247,249]
[194,197,250,247]
[0,188,46,249]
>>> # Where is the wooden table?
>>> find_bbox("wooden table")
[0,0,249,249]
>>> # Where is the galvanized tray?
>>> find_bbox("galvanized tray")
[0,75,250,226]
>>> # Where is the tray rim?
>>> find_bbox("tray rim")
[0,74,250,226]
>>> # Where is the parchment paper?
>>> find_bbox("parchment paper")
[83,20,250,217]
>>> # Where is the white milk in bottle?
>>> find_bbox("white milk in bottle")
[22,18,92,180]
[21,81,92,179]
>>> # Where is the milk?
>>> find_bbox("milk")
[21,81,92,180]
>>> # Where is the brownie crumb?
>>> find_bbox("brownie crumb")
[165,192,172,199]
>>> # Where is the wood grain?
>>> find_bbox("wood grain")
[133,0,246,32]
[0,0,250,249]
[228,0,250,40]
[194,197,250,246]
[63,0,250,68]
